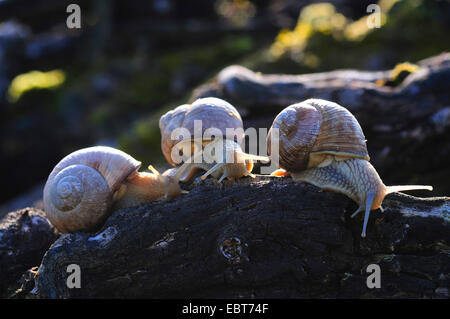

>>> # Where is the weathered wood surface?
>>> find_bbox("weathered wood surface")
[192,53,450,113]
[35,176,449,298]
[0,208,58,296]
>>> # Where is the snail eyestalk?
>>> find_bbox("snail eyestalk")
[361,192,375,238]
[201,163,223,181]
[236,151,270,163]
[385,185,433,194]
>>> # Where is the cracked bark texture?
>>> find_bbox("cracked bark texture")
[36,177,449,299]
[0,208,58,296]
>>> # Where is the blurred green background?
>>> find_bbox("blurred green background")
[0,0,449,208]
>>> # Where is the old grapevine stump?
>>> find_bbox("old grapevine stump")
[36,177,449,298]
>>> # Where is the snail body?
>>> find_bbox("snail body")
[43,146,185,233]
[159,97,269,183]
[267,99,432,237]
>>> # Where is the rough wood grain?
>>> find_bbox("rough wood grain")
[35,176,449,298]
[0,208,58,297]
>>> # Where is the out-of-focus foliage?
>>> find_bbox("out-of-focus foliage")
[216,0,257,27]
[8,70,65,102]
[265,0,449,72]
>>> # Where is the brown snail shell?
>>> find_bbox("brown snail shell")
[43,146,141,233]
[267,98,369,172]
[159,97,243,167]
[159,97,268,182]
[267,99,432,237]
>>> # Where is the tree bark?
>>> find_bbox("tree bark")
[35,177,449,298]
[0,208,58,297]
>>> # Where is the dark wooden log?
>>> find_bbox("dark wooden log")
[35,177,449,298]
[0,208,58,297]
[191,53,450,113]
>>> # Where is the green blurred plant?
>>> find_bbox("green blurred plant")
[8,70,66,102]
[268,0,448,72]
[215,0,257,28]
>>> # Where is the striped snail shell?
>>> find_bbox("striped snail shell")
[159,97,268,183]
[267,99,432,237]
[43,146,141,233]
[267,98,369,172]
[159,97,243,167]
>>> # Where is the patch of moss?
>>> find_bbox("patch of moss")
[390,62,420,83]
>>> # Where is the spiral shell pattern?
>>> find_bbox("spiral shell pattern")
[267,99,369,172]
[159,97,243,166]
[43,146,141,233]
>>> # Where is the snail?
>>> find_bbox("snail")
[159,97,269,183]
[267,98,433,237]
[43,146,186,233]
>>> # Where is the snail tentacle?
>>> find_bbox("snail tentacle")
[218,173,227,183]
[201,163,223,181]
[351,205,363,218]
[362,192,376,238]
